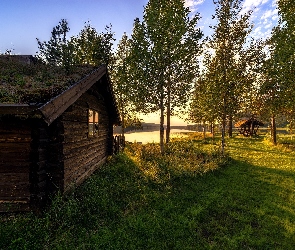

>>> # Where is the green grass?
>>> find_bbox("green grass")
[0,58,96,103]
[1,135,295,249]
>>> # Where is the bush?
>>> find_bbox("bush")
[125,138,228,183]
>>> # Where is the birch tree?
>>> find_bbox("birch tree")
[129,0,203,153]
[111,33,136,136]
[204,0,253,154]
[259,0,295,144]
[272,0,295,132]
[189,53,220,139]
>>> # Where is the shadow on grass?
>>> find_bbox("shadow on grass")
[145,157,295,249]
[1,152,295,249]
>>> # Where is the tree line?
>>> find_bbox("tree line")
[28,0,294,153]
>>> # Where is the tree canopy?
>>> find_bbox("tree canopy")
[128,0,203,152]
[21,0,295,149]
[36,20,115,73]
[189,0,255,153]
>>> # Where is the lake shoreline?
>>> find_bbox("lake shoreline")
[122,129,196,144]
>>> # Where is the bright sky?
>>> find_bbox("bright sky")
[0,0,278,125]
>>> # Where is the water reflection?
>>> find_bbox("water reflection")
[123,129,195,144]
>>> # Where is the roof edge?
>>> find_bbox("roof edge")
[0,104,40,115]
[39,65,106,125]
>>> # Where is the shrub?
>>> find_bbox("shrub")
[125,138,227,183]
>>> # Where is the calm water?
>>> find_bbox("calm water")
[124,129,194,144]
[122,128,290,144]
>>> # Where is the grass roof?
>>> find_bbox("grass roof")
[0,56,96,104]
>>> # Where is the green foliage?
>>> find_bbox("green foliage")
[266,0,295,113]
[210,0,254,116]
[257,0,295,144]
[129,0,203,150]
[189,70,219,126]
[36,19,115,74]
[190,0,258,153]
[70,22,115,66]
[36,19,72,71]
[126,139,226,182]
[110,33,139,134]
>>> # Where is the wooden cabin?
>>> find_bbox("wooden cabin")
[0,63,120,212]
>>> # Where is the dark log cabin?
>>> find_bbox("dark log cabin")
[0,63,120,212]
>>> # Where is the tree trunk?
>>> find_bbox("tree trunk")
[290,121,293,140]
[203,121,206,139]
[166,81,171,144]
[121,111,125,137]
[228,115,233,137]
[271,114,277,145]
[211,122,215,144]
[221,117,226,155]
[250,119,254,136]
[221,97,226,155]
[160,98,165,154]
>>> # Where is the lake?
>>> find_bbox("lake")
[121,128,291,144]
[123,129,195,144]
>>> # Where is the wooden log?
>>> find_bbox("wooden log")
[0,165,29,173]
[64,156,107,193]
[0,104,39,115]
[64,148,106,176]
[63,138,107,159]
[64,150,106,182]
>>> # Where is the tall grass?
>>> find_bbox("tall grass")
[1,135,295,249]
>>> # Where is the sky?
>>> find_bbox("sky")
[0,0,279,125]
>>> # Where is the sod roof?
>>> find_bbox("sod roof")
[0,56,121,125]
[0,55,96,104]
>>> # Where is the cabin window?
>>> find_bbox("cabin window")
[88,109,99,137]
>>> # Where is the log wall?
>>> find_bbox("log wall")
[62,85,111,192]
[30,118,64,210]
[0,117,31,212]
[0,116,65,212]
[0,79,116,211]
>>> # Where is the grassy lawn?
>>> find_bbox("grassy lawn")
[1,135,295,249]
